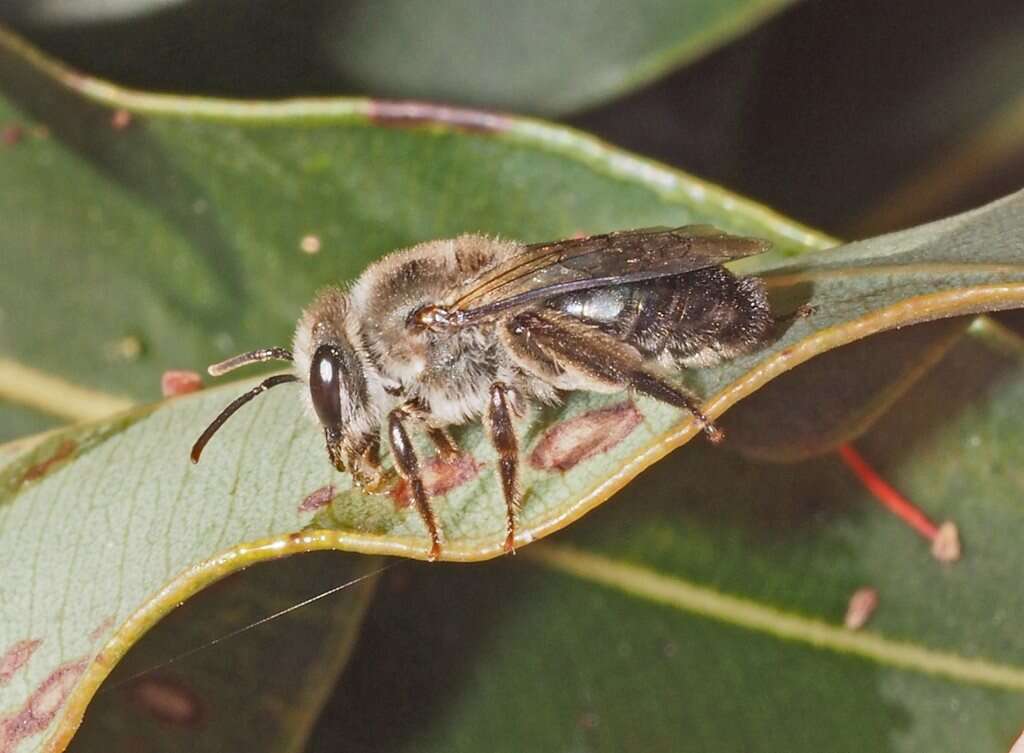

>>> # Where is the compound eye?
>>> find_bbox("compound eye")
[310,344,343,431]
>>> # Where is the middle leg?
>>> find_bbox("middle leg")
[485,382,521,553]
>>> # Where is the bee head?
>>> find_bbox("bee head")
[304,338,369,470]
[290,288,378,471]
[191,288,377,472]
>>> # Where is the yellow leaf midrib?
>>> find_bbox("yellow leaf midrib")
[530,543,1024,693]
[0,358,135,422]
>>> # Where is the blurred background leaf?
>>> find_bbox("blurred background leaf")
[0,0,797,115]
[3,0,1023,233]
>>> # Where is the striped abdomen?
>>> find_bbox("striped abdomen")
[548,266,772,368]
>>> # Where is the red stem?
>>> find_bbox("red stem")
[837,443,939,540]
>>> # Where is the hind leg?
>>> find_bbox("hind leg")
[505,311,724,443]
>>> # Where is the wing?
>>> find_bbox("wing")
[450,226,770,323]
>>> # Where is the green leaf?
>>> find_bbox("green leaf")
[720,316,971,462]
[0,403,60,443]
[319,0,797,115]
[2,1,797,117]
[313,332,1024,753]
[5,177,1024,753]
[0,25,820,421]
[0,25,822,753]
[3,25,1024,753]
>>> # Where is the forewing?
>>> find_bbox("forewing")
[451,226,770,322]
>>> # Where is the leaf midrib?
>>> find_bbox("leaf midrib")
[529,543,1024,692]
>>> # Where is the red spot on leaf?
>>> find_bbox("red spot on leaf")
[89,615,116,643]
[0,641,41,687]
[18,440,77,486]
[0,658,88,753]
[391,454,480,508]
[160,370,203,397]
[110,109,133,130]
[298,484,336,513]
[529,402,643,473]
[367,100,509,133]
[130,676,203,727]
[1,125,22,146]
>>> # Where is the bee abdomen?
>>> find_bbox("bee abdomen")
[661,270,771,367]
[550,267,772,368]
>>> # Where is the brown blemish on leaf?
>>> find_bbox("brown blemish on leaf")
[391,454,480,508]
[367,100,510,133]
[298,484,336,513]
[529,402,643,472]
[0,658,88,753]
[18,439,76,486]
[130,676,203,727]
[89,616,116,643]
[160,370,203,397]
[0,640,41,687]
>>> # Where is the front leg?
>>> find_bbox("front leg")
[486,382,521,553]
[346,434,393,493]
[388,404,443,560]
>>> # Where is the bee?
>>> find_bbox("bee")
[191,226,773,559]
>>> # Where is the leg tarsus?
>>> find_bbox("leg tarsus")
[486,382,521,554]
[627,370,724,443]
[387,406,443,560]
[426,426,461,462]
